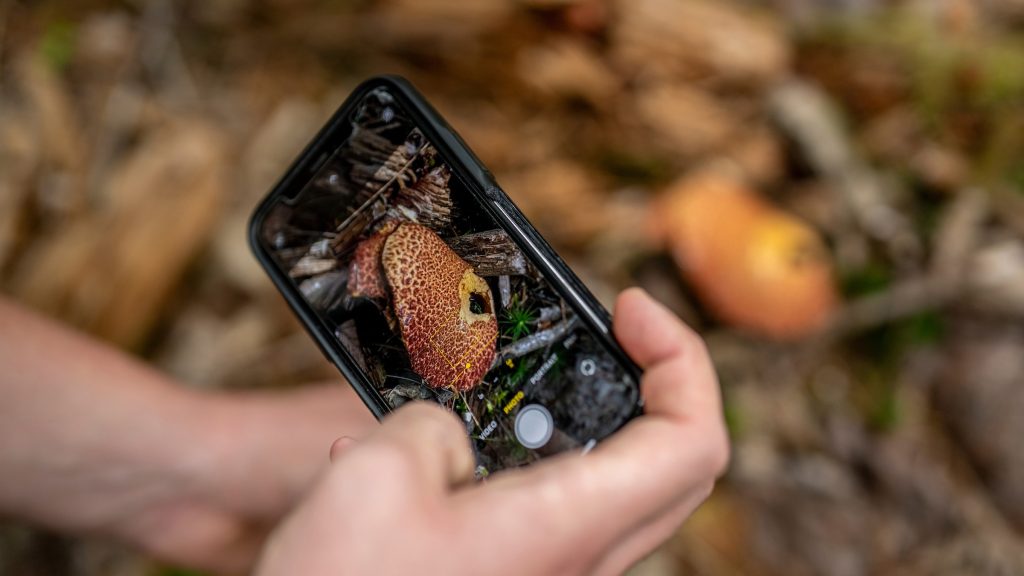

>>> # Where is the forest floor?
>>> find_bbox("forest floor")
[2,0,1024,574]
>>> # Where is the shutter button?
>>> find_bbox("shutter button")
[514,404,554,449]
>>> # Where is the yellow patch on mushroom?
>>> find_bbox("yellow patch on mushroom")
[459,268,494,326]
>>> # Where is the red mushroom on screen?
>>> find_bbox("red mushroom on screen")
[348,222,498,390]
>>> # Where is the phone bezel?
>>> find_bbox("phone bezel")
[248,75,642,422]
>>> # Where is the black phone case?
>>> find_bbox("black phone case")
[249,75,642,421]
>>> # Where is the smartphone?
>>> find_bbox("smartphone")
[249,76,642,475]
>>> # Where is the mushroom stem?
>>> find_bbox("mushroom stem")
[499,275,512,308]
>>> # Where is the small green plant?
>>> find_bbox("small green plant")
[486,387,510,414]
[501,294,537,342]
[841,263,891,299]
[507,355,534,386]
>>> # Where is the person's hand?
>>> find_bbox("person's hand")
[120,383,378,574]
[0,296,377,576]
[256,288,729,575]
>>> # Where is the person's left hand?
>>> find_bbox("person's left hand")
[121,384,379,574]
[0,297,378,575]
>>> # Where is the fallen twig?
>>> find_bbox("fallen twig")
[491,316,577,369]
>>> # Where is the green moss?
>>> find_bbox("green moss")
[501,294,537,342]
[39,20,76,72]
[804,8,1024,138]
[867,375,901,432]
[901,311,945,346]
[1011,164,1024,194]
[850,310,945,367]
[840,263,892,299]
[506,355,535,386]
[594,148,674,186]
[978,113,1024,188]
[974,41,1024,109]
[722,397,745,440]
[485,387,509,414]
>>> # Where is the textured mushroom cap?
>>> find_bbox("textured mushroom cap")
[382,223,498,390]
[347,221,398,300]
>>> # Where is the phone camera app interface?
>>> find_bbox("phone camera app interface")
[258,87,639,474]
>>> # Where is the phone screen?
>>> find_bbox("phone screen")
[255,86,640,474]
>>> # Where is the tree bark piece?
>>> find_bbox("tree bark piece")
[445,229,528,276]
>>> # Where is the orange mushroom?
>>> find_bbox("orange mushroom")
[657,173,838,339]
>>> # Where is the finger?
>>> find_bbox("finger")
[465,422,721,575]
[351,402,475,493]
[589,481,715,576]
[329,436,355,463]
[613,287,726,438]
[140,507,266,576]
[471,291,728,560]
[561,352,728,528]
[612,288,725,463]
[613,287,700,370]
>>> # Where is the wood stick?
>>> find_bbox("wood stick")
[446,229,528,276]
[490,317,578,369]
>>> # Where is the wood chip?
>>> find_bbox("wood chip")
[9,120,229,348]
[501,160,610,248]
[612,0,790,86]
[517,39,620,106]
[633,83,738,157]
[0,104,40,269]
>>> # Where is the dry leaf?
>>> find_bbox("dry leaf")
[720,123,786,185]
[501,160,609,248]
[940,324,1024,529]
[13,53,87,215]
[612,0,790,86]
[363,0,514,45]
[10,120,228,348]
[0,105,40,269]
[633,83,738,157]
[518,39,620,106]
[14,54,84,174]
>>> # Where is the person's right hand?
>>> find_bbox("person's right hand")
[255,288,729,576]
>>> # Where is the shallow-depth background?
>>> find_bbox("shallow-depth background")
[2,0,1024,574]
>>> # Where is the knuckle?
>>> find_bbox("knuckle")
[698,427,731,478]
[422,405,469,444]
[678,323,709,358]
[396,399,441,420]
[687,338,714,378]
[402,401,463,435]
[699,479,716,501]
[358,441,419,477]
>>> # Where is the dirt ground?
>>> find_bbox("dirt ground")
[2,0,1024,574]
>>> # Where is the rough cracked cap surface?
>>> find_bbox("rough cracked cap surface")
[382,223,498,390]
[347,226,390,300]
